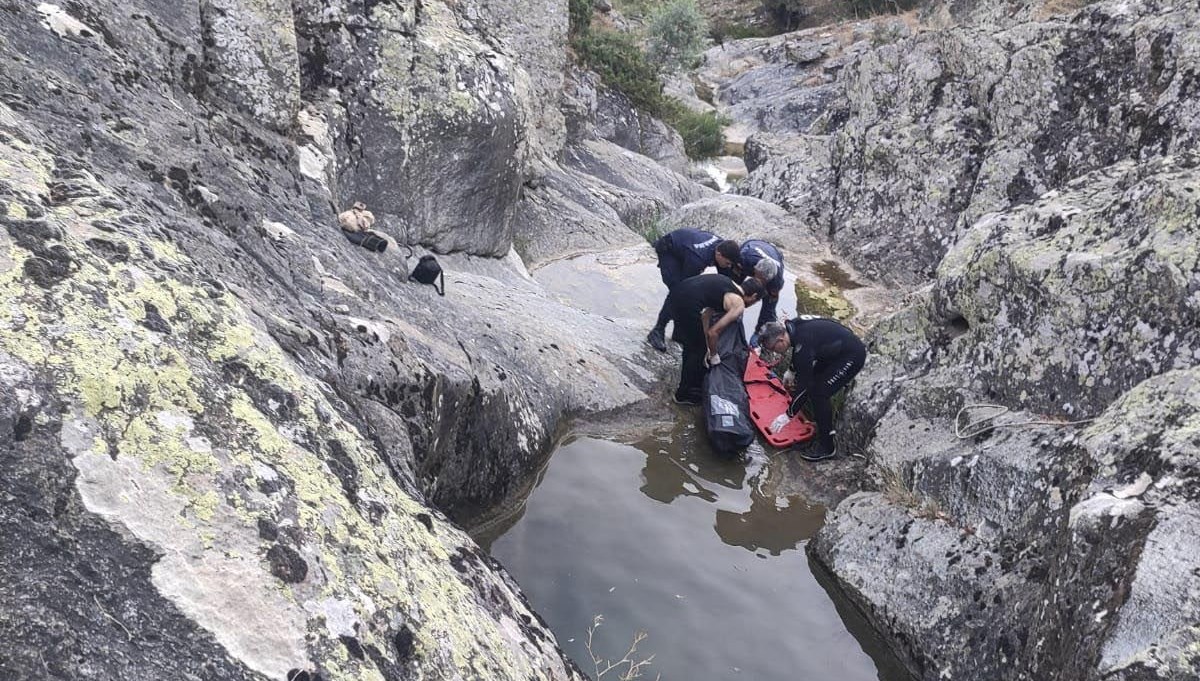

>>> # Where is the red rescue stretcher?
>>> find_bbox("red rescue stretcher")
[743,350,816,448]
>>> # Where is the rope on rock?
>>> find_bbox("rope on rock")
[954,403,1096,439]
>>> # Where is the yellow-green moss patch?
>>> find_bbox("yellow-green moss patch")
[795,281,856,321]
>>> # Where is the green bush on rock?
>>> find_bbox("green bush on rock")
[569,0,594,36]
[570,6,729,159]
[664,104,729,159]
[645,0,710,72]
[576,29,666,114]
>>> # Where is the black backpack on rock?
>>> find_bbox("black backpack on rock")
[406,251,445,296]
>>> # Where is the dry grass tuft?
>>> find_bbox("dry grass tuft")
[880,466,950,522]
[586,615,661,681]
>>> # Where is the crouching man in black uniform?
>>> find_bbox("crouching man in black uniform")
[717,239,785,335]
[667,273,764,405]
[758,317,866,461]
[647,229,741,352]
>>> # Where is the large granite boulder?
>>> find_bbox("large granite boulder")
[845,154,1200,447]
[0,118,590,679]
[812,365,1200,681]
[563,66,689,174]
[513,139,710,267]
[932,155,1200,417]
[293,0,529,256]
[740,0,1200,285]
[0,1,656,677]
[466,0,570,161]
[808,155,1200,680]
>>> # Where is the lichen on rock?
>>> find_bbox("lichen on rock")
[0,1,640,675]
[739,0,1200,286]
[808,153,1200,681]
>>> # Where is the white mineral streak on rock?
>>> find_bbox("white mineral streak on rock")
[154,552,310,677]
[261,219,297,242]
[347,317,392,345]
[69,439,311,677]
[297,144,328,184]
[296,108,335,186]
[36,3,99,40]
[307,598,360,638]
[1069,493,1144,528]
[1111,472,1154,500]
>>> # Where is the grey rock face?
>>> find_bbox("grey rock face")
[808,155,1200,680]
[813,365,1200,681]
[466,0,570,160]
[199,0,300,132]
[697,29,854,135]
[933,155,1200,418]
[1075,369,1200,680]
[0,1,649,678]
[294,0,527,256]
[564,67,690,174]
[595,87,690,174]
[514,139,710,267]
[741,0,1200,285]
[1,362,263,679]
[0,155,589,679]
[839,153,1200,455]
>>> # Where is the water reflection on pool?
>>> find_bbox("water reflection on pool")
[475,417,910,681]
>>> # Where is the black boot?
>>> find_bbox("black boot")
[646,326,667,352]
[799,441,837,462]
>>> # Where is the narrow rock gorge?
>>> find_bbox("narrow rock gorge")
[1,0,1196,680]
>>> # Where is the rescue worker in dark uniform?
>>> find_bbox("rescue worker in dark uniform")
[647,228,741,352]
[758,317,866,461]
[717,239,785,335]
[667,273,764,405]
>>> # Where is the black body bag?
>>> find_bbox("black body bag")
[703,321,754,456]
[408,253,445,296]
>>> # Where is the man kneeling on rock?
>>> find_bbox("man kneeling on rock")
[647,228,741,352]
[667,273,764,406]
[758,317,866,461]
[338,201,389,252]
